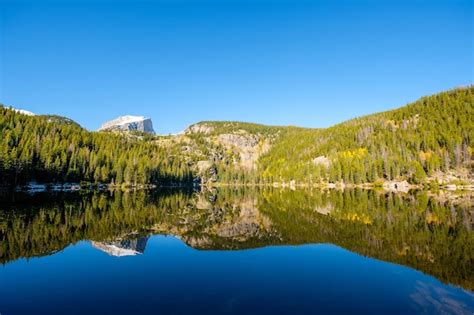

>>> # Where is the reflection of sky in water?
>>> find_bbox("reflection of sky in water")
[410,281,474,315]
[1,235,472,315]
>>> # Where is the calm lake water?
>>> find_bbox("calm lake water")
[0,188,473,314]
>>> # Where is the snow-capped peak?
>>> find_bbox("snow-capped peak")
[114,115,147,126]
[99,115,155,134]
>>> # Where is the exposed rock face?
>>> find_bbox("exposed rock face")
[185,123,214,135]
[196,160,217,184]
[218,133,259,148]
[312,156,331,168]
[196,160,213,174]
[383,180,410,193]
[217,132,269,170]
[157,122,276,175]
[99,115,155,134]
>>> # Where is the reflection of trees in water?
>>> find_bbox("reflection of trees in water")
[256,189,473,291]
[0,188,472,290]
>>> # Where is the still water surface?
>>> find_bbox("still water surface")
[0,189,473,314]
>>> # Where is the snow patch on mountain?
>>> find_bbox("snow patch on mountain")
[7,107,35,116]
[16,109,35,116]
[103,115,147,127]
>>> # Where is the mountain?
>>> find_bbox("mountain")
[1,105,81,127]
[0,105,192,186]
[0,86,472,187]
[98,115,155,134]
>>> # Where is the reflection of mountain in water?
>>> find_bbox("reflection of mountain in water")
[0,189,472,290]
[154,194,276,250]
[91,237,149,257]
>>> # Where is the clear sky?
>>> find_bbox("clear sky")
[1,0,472,134]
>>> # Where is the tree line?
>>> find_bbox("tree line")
[1,86,472,187]
[0,107,193,186]
[258,86,473,185]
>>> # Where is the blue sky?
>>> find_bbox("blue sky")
[1,0,472,134]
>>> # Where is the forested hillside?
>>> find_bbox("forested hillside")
[0,108,193,186]
[0,86,472,187]
[259,86,473,185]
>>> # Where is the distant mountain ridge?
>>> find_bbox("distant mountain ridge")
[2,106,81,127]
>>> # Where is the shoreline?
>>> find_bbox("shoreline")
[208,182,474,192]
[0,182,197,193]
[2,180,473,193]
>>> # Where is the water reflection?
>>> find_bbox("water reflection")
[92,236,149,257]
[410,280,473,314]
[0,188,472,291]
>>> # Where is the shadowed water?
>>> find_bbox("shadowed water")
[0,188,473,314]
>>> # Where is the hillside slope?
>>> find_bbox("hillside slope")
[258,86,473,185]
[0,86,472,187]
[0,107,192,186]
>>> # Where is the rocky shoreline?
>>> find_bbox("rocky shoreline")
[0,182,195,193]
[3,179,473,193]
[210,180,474,192]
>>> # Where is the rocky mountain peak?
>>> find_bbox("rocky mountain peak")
[184,122,214,135]
[98,115,155,134]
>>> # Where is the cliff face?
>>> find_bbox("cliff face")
[99,115,155,134]
[152,122,280,184]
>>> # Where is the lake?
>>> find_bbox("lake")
[0,188,473,314]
